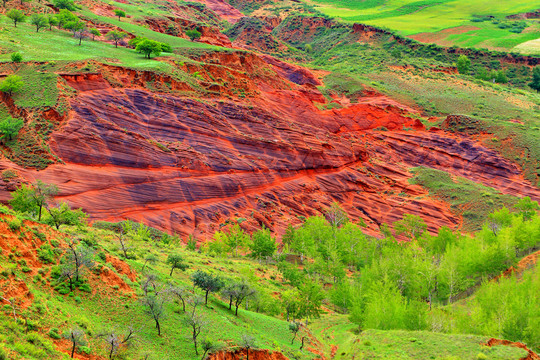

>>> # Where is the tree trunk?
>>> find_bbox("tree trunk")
[235,303,239,316]
[156,319,161,336]
[71,340,76,358]
[38,204,42,221]
[170,267,174,276]
[205,290,209,304]
[228,296,233,310]
[193,332,198,355]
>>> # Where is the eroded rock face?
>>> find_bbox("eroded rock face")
[1,50,538,240]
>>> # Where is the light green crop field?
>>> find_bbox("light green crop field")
[308,0,540,53]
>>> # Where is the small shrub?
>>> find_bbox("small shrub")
[8,217,22,231]
[48,328,61,339]
[476,353,488,360]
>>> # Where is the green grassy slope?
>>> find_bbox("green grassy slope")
[308,0,540,53]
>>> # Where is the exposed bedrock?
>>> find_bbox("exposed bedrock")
[2,72,536,240]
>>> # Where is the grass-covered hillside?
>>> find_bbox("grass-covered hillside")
[0,0,538,359]
[309,0,540,54]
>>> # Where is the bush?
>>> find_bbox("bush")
[48,328,61,339]
[37,245,56,264]
[10,52,22,63]
[8,217,22,231]
[476,353,487,360]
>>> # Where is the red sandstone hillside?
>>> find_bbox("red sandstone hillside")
[0,49,538,239]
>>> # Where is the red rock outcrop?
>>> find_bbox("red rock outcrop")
[0,50,538,241]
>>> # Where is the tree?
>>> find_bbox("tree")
[240,334,256,360]
[185,29,201,42]
[53,0,76,10]
[200,338,219,360]
[224,224,249,257]
[530,66,540,92]
[64,19,85,34]
[281,289,300,322]
[456,55,471,75]
[48,15,59,30]
[325,202,348,228]
[186,235,197,251]
[229,280,255,316]
[170,286,189,312]
[57,9,78,28]
[10,180,58,220]
[0,75,24,96]
[249,227,276,263]
[298,281,324,324]
[135,39,162,59]
[114,9,126,21]
[141,253,158,273]
[65,238,94,283]
[98,326,137,360]
[142,288,167,336]
[116,231,132,259]
[184,300,208,356]
[289,322,300,344]
[0,116,24,141]
[394,214,427,241]
[106,30,126,48]
[191,270,224,305]
[63,328,86,358]
[7,9,25,28]
[514,196,539,220]
[166,253,188,276]
[89,28,100,40]
[10,52,23,63]
[46,202,87,230]
[31,14,48,32]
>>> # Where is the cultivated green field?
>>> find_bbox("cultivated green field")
[308,0,540,53]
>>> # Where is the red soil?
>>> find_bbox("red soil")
[485,338,540,360]
[208,349,289,360]
[196,0,243,24]
[0,51,538,241]
[409,26,481,45]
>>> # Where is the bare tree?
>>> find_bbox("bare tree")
[98,326,138,359]
[141,282,169,335]
[117,230,132,259]
[184,300,208,356]
[59,264,77,291]
[325,202,348,228]
[0,295,18,320]
[240,334,256,360]
[170,286,189,312]
[65,238,95,283]
[64,328,86,359]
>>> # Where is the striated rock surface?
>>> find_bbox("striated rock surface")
[0,51,538,240]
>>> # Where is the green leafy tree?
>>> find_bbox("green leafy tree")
[106,30,126,48]
[9,180,58,220]
[48,14,59,30]
[166,253,188,276]
[0,116,23,141]
[0,75,24,96]
[7,9,25,27]
[89,28,100,40]
[186,234,197,251]
[529,66,540,92]
[45,202,87,230]
[30,13,48,32]
[53,0,76,10]
[64,19,85,34]
[114,9,126,21]
[456,55,471,75]
[57,10,78,28]
[249,227,276,263]
[185,29,201,42]
[224,224,249,257]
[10,52,22,63]
[514,196,539,220]
[298,280,324,324]
[135,39,162,58]
[394,214,427,240]
[191,270,224,305]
